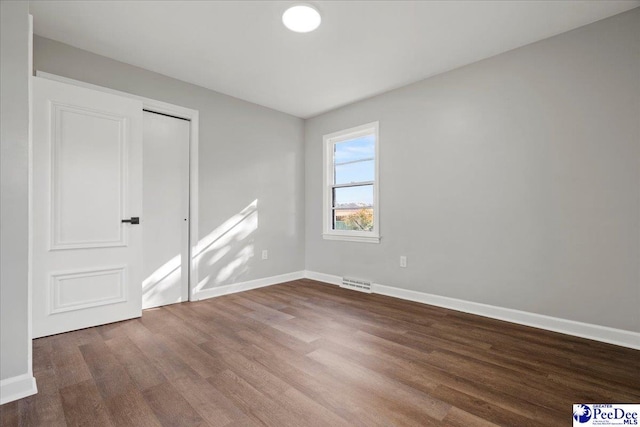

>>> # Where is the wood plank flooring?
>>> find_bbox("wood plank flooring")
[1,279,639,426]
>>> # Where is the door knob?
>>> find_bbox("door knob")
[121,217,140,224]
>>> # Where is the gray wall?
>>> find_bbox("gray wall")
[305,9,640,332]
[1,1,31,380]
[33,36,306,292]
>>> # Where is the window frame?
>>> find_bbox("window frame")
[322,121,380,243]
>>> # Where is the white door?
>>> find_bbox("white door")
[142,111,190,309]
[32,77,143,338]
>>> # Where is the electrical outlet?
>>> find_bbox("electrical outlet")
[262,250,268,260]
[400,256,407,268]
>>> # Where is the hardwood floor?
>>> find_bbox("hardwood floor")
[1,279,639,426]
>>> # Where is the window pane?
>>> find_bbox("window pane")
[334,134,375,185]
[334,207,374,231]
[332,185,374,231]
[335,159,374,185]
[334,134,374,164]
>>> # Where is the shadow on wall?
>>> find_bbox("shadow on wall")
[140,200,258,304]
[194,199,258,292]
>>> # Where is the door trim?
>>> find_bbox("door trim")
[33,71,200,302]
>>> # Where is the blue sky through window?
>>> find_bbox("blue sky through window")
[334,185,373,207]
[334,135,375,163]
[334,135,375,206]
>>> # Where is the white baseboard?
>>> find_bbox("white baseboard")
[303,270,640,350]
[303,270,342,286]
[193,271,305,301]
[0,373,37,405]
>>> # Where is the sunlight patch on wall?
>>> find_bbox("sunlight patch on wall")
[194,200,258,292]
[216,245,254,283]
[142,253,182,308]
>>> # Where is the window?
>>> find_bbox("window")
[323,121,379,243]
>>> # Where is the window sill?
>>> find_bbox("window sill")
[322,233,380,244]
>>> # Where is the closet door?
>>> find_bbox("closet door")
[142,110,190,309]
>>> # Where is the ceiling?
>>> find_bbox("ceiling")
[30,1,639,118]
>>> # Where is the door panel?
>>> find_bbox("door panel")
[32,77,143,338]
[50,266,126,314]
[52,103,127,248]
[142,111,190,309]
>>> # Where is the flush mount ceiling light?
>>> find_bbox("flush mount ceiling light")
[282,4,321,33]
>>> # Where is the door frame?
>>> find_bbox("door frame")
[33,71,200,302]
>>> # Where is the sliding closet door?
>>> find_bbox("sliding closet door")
[142,110,190,309]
